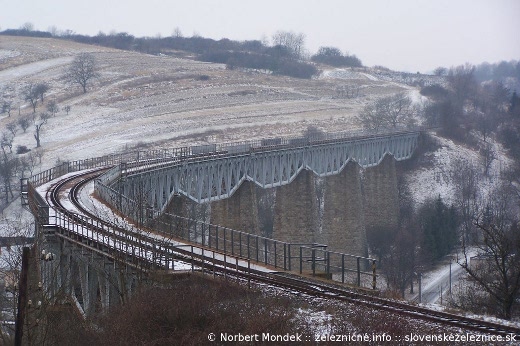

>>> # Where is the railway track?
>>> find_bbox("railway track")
[44,169,520,339]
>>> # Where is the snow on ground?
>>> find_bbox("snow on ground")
[0,36,419,175]
[0,49,20,62]
[405,134,512,206]
[320,68,370,80]
[0,56,73,83]
[406,247,478,304]
[2,36,518,325]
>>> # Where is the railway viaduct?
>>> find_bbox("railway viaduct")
[23,128,420,318]
[20,129,520,338]
[106,130,418,260]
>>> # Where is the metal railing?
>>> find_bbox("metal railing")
[298,246,377,289]
[24,138,383,289]
[95,178,377,289]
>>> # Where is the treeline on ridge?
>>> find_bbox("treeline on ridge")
[0,28,364,79]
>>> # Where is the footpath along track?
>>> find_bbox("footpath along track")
[46,169,520,339]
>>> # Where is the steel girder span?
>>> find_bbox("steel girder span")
[117,132,419,209]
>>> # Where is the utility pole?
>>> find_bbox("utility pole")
[418,272,422,304]
[449,260,452,296]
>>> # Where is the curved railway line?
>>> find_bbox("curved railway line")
[39,168,520,339]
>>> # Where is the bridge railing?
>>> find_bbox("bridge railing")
[27,151,178,189]
[148,211,313,271]
[25,133,392,289]
[95,178,295,270]
[33,201,201,272]
[94,178,377,289]
[27,126,425,190]
[297,246,377,289]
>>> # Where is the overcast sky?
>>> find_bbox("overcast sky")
[2,0,519,73]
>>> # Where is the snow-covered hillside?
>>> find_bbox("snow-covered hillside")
[405,134,512,206]
[0,36,418,171]
[2,36,510,223]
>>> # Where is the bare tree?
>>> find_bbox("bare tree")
[1,133,14,155]
[358,93,417,132]
[20,22,34,31]
[458,183,520,319]
[1,101,13,117]
[64,105,71,115]
[452,159,481,244]
[18,117,31,133]
[46,100,59,117]
[433,67,447,76]
[172,27,183,38]
[0,153,18,203]
[503,165,520,201]
[65,53,99,93]
[34,147,45,165]
[384,93,417,128]
[384,226,417,298]
[0,214,35,340]
[475,113,494,142]
[19,151,39,177]
[22,84,39,113]
[34,113,50,148]
[34,83,50,103]
[6,122,17,137]
[271,31,306,60]
[358,102,382,132]
[447,64,478,108]
[48,25,59,36]
[480,143,497,177]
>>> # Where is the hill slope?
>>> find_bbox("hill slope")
[1,36,413,166]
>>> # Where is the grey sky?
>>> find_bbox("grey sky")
[2,0,519,73]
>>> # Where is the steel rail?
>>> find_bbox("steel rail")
[45,169,520,339]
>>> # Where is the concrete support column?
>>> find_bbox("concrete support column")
[104,263,124,306]
[322,162,368,263]
[273,170,318,270]
[41,234,62,302]
[362,155,399,233]
[58,244,72,301]
[98,266,111,310]
[77,259,98,316]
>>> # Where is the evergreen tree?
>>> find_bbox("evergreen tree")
[419,196,459,261]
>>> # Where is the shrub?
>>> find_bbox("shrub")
[16,145,30,154]
[420,84,449,99]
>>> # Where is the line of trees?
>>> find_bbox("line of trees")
[433,60,520,83]
[0,52,94,208]
[417,64,520,319]
[451,161,520,319]
[0,26,364,79]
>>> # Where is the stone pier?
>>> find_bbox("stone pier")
[272,169,319,245]
[362,154,399,233]
[210,181,260,235]
[322,162,368,262]
[158,195,203,240]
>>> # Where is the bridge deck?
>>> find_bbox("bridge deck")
[36,174,277,274]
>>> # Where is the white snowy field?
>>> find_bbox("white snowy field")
[0,35,415,172]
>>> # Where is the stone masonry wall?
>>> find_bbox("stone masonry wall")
[362,154,399,234]
[272,169,319,245]
[210,181,260,235]
[322,162,368,262]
